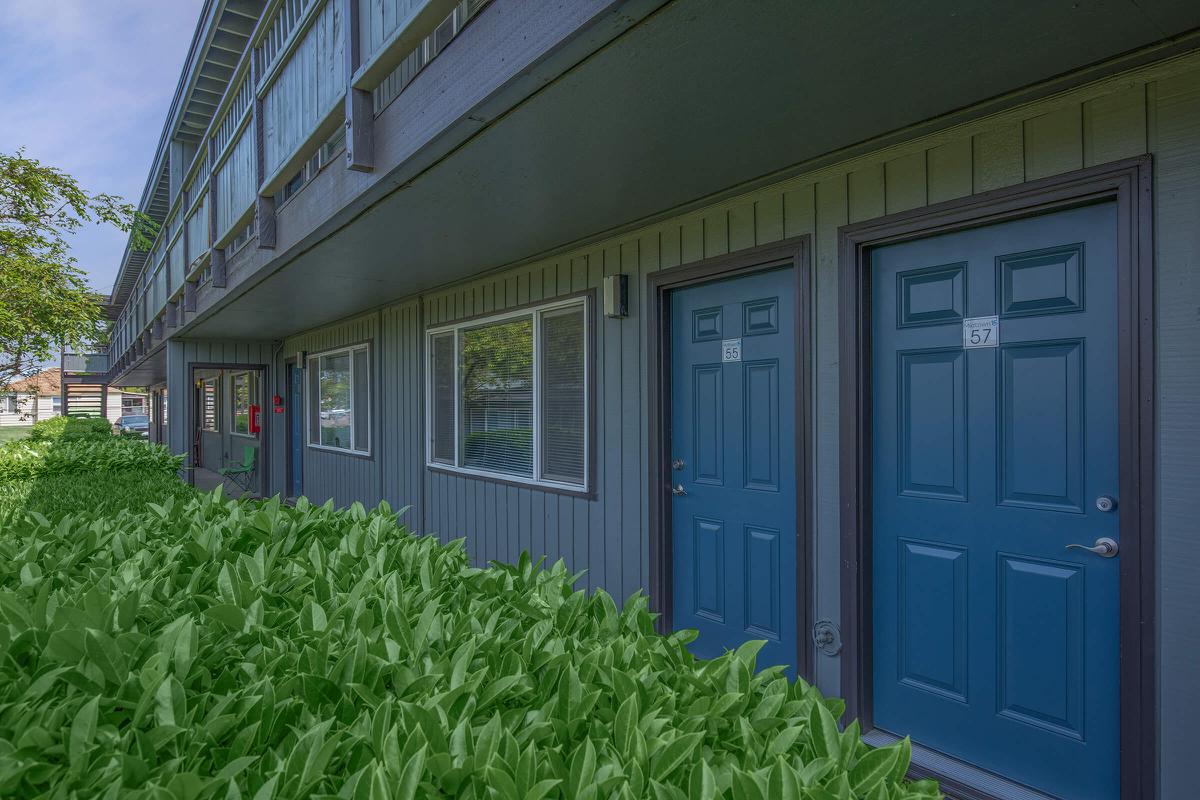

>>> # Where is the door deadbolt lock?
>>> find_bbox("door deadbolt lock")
[1095,495,1117,513]
[671,458,685,471]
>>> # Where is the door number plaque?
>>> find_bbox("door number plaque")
[721,338,742,362]
[962,316,1000,348]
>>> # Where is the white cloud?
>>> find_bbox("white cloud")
[0,0,205,293]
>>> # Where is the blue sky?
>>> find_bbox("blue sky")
[0,0,205,297]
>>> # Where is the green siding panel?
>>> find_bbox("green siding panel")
[885,151,927,213]
[1024,105,1084,179]
[972,123,1024,191]
[926,138,973,204]
[1084,84,1148,166]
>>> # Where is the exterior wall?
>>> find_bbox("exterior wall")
[172,52,1200,795]
[0,394,55,426]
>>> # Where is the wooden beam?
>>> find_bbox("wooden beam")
[212,247,228,288]
[184,279,198,312]
[253,46,277,249]
[343,0,374,172]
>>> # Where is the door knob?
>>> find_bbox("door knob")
[1065,537,1118,558]
[671,484,687,496]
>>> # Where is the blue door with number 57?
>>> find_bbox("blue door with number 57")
[670,266,799,672]
[870,203,1120,799]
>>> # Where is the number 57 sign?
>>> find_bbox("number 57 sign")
[962,315,1000,348]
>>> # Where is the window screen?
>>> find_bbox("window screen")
[352,348,370,452]
[541,306,586,483]
[201,378,219,431]
[307,344,371,454]
[460,317,534,477]
[427,297,589,489]
[430,332,456,463]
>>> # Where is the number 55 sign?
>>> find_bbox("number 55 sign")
[962,315,1000,348]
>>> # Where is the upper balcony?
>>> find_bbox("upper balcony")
[106,0,488,380]
[61,353,110,384]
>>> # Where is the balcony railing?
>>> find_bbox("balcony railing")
[111,0,487,372]
[62,353,109,375]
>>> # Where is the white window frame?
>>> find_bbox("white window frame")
[425,296,590,492]
[306,343,371,456]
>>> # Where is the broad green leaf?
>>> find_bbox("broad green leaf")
[809,701,841,762]
[849,745,900,795]
[68,696,99,765]
[650,732,704,781]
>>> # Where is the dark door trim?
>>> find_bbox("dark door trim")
[838,156,1155,800]
[284,357,301,499]
[187,362,271,497]
[647,236,814,681]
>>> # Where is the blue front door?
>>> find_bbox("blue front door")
[871,203,1120,798]
[670,267,798,672]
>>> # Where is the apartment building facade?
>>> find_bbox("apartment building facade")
[79,1,1200,796]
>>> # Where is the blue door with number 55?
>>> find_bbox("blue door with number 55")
[670,266,799,672]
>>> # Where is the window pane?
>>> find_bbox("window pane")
[307,359,319,444]
[430,332,455,463]
[541,305,586,484]
[353,347,369,452]
[318,352,352,449]
[460,317,533,477]
[232,373,250,435]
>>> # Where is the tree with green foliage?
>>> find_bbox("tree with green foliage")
[0,149,155,387]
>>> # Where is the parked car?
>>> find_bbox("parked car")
[113,414,149,437]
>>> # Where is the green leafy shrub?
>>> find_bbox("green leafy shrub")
[0,493,938,799]
[28,415,114,442]
[0,437,182,482]
[0,467,197,521]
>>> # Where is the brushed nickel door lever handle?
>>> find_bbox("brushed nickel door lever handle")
[1065,537,1118,558]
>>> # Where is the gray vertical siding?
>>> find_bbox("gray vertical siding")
[1147,68,1200,799]
[378,300,425,531]
[278,311,384,510]
[164,54,1200,794]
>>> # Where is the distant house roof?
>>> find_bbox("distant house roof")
[4,369,60,395]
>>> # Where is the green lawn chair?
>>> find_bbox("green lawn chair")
[219,445,257,493]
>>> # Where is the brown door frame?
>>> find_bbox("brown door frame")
[838,156,1155,800]
[646,236,815,681]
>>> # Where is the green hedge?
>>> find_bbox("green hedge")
[0,438,182,482]
[29,415,114,442]
[0,492,938,799]
[0,468,197,522]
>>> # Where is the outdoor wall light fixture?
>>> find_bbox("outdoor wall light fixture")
[603,273,629,318]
